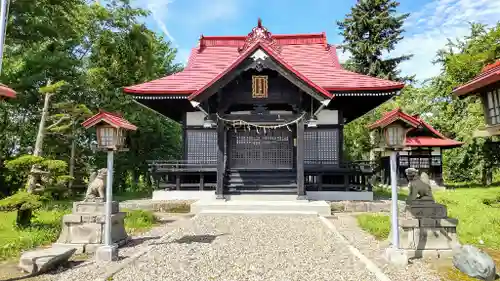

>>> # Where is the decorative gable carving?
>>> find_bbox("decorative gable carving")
[239,18,282,54]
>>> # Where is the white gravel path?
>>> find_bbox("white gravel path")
[111,214,382,281]
[46,214,194,281]
[330,213,441,281]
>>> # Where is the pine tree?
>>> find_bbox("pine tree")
[337,0,413,82]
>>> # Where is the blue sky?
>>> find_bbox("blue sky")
[131,0,500,83]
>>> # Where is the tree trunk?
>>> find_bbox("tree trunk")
[482,165,493,186]
[26,92,53,193]
[68,136,76,194]
[16,208,33,228]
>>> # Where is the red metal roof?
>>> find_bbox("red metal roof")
[124,20,404,95]
[0,84,16,99]
[369,108,463,148]
[453,60,500,96]
[405,136,462,148]
[187,41,333,100]
[367,108,420,130]
[82,110,137,131]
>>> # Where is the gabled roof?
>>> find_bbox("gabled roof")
[369,108,463,148]
[124,19,404,95]
[0,84,16,99]
[367,108,420,130]
[453,60,500,96]
[187,41,333,100]
[82,111,137,131]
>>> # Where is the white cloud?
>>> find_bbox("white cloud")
[132,0,177,46]
[338,0,500,83]
[396,0,500,83]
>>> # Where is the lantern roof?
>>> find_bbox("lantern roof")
[123,18,404,96]
[0,83,16,99]
[82,110,137,131]
[368,108,420,130]
[369,108,463,148]
[453,60,500,97]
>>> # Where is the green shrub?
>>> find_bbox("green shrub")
[124,210,156,234]
[356,213,390,240]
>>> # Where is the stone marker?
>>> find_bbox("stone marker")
[19,247,76,274]
[453,245,496,281]
[54,169,128,253]
[395,168,460,259]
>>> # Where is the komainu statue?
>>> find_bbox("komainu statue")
[84,168,107,201]
[405,168,434,204]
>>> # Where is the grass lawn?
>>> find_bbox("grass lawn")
[0,201,158,261]
[357,186,500,280]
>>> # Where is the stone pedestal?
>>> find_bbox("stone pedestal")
[54,201,128,253]
[397,200,460,259]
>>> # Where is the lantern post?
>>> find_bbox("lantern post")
[369,115,411,266]
[82,111,137,262]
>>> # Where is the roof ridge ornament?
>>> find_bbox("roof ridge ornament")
[238,18,282,54]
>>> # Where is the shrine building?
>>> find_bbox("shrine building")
[124,19,406,201]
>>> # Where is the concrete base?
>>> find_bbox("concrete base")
[190,199,331,216]
[385,247,408,267]
[395,201,460,260]
[152,190,216,201]
[95,244,118,263]
[56,201,128,253]
[307,191,373,201]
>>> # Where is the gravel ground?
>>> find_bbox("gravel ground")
[112,214,381,281]
[330,213,441,281]
[43,214,194,281]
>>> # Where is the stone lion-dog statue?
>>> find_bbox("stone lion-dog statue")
[405,167,434,204]
[84,168,107,201]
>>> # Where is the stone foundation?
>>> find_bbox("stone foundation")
[398,200,460,259]
[55,201,128,253]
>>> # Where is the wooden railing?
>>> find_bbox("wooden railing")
[147,159,375,192]
[147,160,218,172]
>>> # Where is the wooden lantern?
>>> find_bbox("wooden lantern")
[82,111,137,151]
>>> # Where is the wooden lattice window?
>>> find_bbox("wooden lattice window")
[304,128,339,165]
[431,156,441,166]
[399,156,409,167]
[485,88,500,125]
[252,75,268,98]
[186,130,217,163]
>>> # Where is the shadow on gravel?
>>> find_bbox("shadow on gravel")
[151,233,228,245]
[122,236,162,248]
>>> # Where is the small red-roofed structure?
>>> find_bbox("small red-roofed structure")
[0,83,16,100]
[82,110,137,151]
[82,110,137,131]
[369,108,463,186]
[452,60,500,137]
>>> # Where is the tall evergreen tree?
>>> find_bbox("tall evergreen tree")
[337,0,413,82]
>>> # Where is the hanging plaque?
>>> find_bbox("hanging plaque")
[252,75,268,98]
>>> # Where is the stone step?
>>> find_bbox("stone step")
[190,200,331,216]
[227,183,297,189]
[223,194,299,201]
[227,187,297,195]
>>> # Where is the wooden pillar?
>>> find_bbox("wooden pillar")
[216,118,225,199]
[297,117,306,199]
[199,173,204,191]
[176,174,181,190]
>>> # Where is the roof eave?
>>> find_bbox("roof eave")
[453,71,500,96]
